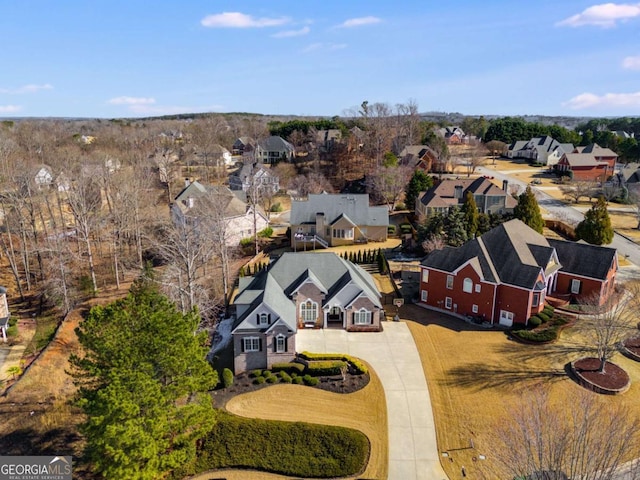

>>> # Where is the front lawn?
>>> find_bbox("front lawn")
[175,411,369,479]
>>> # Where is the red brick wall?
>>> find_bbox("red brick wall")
[555,273,609,305]
[570,165,608,182]
[494,285,533,325]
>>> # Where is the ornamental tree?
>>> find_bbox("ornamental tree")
[575,196,614,245]
[514,186,544,234]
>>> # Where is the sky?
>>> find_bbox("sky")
[1,1,639,119]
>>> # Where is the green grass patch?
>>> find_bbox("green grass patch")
[24,314,59,356]
[178,411,369,478]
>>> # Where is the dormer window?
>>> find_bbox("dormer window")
[258,313,269,326]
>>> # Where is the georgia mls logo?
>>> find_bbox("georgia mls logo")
[0,456,72,480]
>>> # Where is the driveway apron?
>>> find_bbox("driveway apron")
[296,322,447,480]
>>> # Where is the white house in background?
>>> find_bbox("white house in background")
[546,143,575,167]
[34,165,53,188]
[171,180,268,246]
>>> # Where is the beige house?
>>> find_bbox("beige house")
[290,193,389,249]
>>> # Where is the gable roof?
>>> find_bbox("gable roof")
[579,143,618,157]
[173,181,247,218]
[290,193,389,227]
[418,177,517,209]
[232,253,381,332]
[547,239,616,280]
[257,136,294,153]
[560,153,607,167]
[422,219,557,289]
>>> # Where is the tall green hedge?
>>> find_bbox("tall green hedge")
[179,412,369,478]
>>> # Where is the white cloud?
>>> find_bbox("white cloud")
[201,12,289,28]
[622,55,640,69]
[271,26,310,38]
[556,3,640,28]
[108,96,156,105]
[563,91,640,109]
[0,105,22,113]
[0,83,53,94]
[302,42,347,53]
[337,16,382,28]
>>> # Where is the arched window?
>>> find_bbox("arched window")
[275,334,286,353]
[463,278,473,293]
[300,300,317,323]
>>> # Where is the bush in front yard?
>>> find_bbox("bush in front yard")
[293,376,304,385]
[279,371,292,383]
[271,362,305,374]
[528,316,542,328]
[183,412,369,478]
[222,368,234,388]
[305,360,347,376]
[512,326,559,343]
[298,352,369,375]
[253,376,266,385]
[266,374,278,383]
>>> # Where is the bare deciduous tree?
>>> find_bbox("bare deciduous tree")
[365,165,413,210]
[560,181,599,204]
[491,387,640,480]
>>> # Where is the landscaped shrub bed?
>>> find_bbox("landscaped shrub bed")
[305,360,348,376]
[510,311,571,344]
[183,412,369,478]
[299,351,369,375]
[271,362,305,374]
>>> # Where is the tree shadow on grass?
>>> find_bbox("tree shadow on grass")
[440,363,566,392]
[0,427,80,456]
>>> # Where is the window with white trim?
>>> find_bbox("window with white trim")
[275,335,286,353]
[446,275,454,289]
[353,308,371,325]
[301,300,317,323]
[532,293,540,307]
[421,290,428,302]
[258,313,268,326]
[571,279,581,294]
[472,304,478,313]
[243,337,260,352]
[463,278,473,293]
[475,284,481,293]
[445,297,452,309]
[422,269,429,283]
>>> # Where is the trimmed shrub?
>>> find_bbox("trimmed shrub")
[298,352,368,375]
[222,368,234,388]
[266,375,278,383]
[528,316,542,328]
[187,412,369,478]
[394,202,406,211]
[258,227,273,238]
[303,375,319,386]
[272,362,305,374]
[250,369,262,378]
[543,305,555,315]
[240,237,253,247]
[387,225,396,235]
[270,202,282,213]
[293,376,304,385]
[305,360,347,376]
[512,326,559,343]
[262,370,271,376]
[290,372,298,378]
[279,371,292,383]
[538,312,551,323]
[253,376,266,385]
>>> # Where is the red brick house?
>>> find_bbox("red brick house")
[418,220,617,326]
[556,144,618,182]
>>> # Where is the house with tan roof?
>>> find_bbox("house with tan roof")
[415,177,517,221]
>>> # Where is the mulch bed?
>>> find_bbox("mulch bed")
[622,336,640,361]
[210,371,370,409]
[570,357,630,394]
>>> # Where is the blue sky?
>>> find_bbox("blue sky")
[1,1,639,118]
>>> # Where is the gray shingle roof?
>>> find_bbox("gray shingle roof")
[232,252,381,332]
[290,193,389,227]
[547,239,616,280]
[258,136,294,153]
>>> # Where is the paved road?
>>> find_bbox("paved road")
[477,166,640,266]
[296,323,447,480]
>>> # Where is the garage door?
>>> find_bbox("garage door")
[499,310,514,327]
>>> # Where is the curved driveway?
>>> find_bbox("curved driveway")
[296,322,447,480]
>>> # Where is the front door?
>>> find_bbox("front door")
[326,306,343,328]
[499,310,514,327]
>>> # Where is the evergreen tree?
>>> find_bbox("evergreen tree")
[514,186,544,233]
[404,170,434,213]
[461,191,479,238]
[443,206,468,246]
[357,250,362,263]
[377,250,387,274]
[71,273,218,480]
[239,266,245,277]
[576,196,614,245]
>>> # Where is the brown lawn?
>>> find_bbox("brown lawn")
[402,304,640,479]
[199,367,388,480]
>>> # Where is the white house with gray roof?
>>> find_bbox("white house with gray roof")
[231,252,383,372]
[254,136,295,164]
[290,193,389,250]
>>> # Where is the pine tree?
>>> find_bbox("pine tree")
[377,250,387,274]
[443,206,468,246]
[239,266,245,277]
[576,196,614,245]
[70,273,218,480]
[357,250,362,263]
[404,170,434,213]
[514,186,544,233]
[461,191,479,238]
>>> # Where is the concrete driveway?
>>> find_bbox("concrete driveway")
[296,322,447,480]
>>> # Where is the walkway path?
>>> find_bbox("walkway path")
[297,322,447,480]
